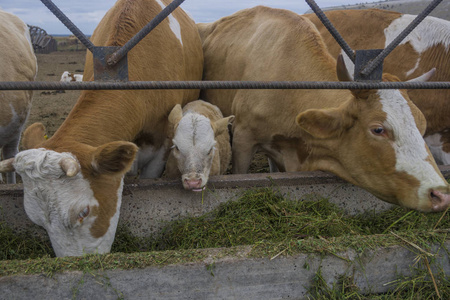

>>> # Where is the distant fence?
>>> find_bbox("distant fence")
[28,25,57,54]
[35,38,57,54]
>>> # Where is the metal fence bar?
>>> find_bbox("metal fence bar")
[40,0,95,52]
[1,81,450,91]
[305,0,355,63]
[361,0,443,76]
[107,0,185,66]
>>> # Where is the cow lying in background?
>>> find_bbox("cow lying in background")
[304,9,450,165]
[0,10,37,183]
[198,6,450,212]
[60,71,83,82]
[165,100,234,191]
[0,0,203,256]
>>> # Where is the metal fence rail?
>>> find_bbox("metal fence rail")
[1,81,450,91]
[0,0,447,91]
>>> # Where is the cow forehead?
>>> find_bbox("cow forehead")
[174,113,215,150]
[14,148,77,179]
[377,90,447,196]
[377,90,419,133]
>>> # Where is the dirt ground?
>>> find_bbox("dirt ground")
[23,50,269,174]
[25,51,86,138]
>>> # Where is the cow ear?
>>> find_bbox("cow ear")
[22,123,48,149]
[213,115,235,136]
[168,104,183,127]
[296,108,347,139]
[91,141,138,175]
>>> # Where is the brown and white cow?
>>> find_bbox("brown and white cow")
[0,10,37,184]
[0,0,203,257]
[60,71,83,82]
[304,9,450,164]
[165,100,234,191]
[198,6,450,212]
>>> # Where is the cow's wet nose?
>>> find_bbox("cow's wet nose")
[429,190,450,212]
[184,178,202,190]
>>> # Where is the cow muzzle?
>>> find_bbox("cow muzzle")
[182,173,207,192]
[429,189,450,212]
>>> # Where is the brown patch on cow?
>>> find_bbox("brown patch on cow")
[305,9,450,139]
[89,175,124,238]
[76,141,137,238]
[22,122,47,149]
[91,141,138,174]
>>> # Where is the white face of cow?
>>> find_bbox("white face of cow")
[0,136,138,257]
[12,149,121,257]
[171,112,216,191]
[378,89,449,202]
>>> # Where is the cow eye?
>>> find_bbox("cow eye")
[371,126,386,136]
[208,147,215,155]
[78,206,90,223]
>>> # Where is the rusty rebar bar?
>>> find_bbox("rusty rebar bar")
[1,80,450,91]
[40,0,95,52]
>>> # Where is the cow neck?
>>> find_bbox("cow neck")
[49,90,145,148]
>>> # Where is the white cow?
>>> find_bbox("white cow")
[60,71,83,82]
[0,10,37,183]
[165,100,234,191]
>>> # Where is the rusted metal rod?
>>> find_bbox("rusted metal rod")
[361,0,443,76]
[40,0,95,52]
[305,0,355,62]
[106,0,185,66]
[1,81,450,91]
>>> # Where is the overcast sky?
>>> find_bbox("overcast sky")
[1,0,370,35]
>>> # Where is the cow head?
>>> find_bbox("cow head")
[295,56,450,212]
[0,123,138,256]
[168,104,234,191]
[60,71,71,82]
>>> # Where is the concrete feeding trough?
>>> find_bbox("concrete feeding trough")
[1,168,449,298]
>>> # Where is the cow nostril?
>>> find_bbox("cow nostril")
[428,190,450,212]
[430,191,441,202]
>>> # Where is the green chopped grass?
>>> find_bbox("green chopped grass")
[0,222,53,260]
[2,187,449,258]
[136,188,449,252]
[307,267,450,299]
[1,187,449,298]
